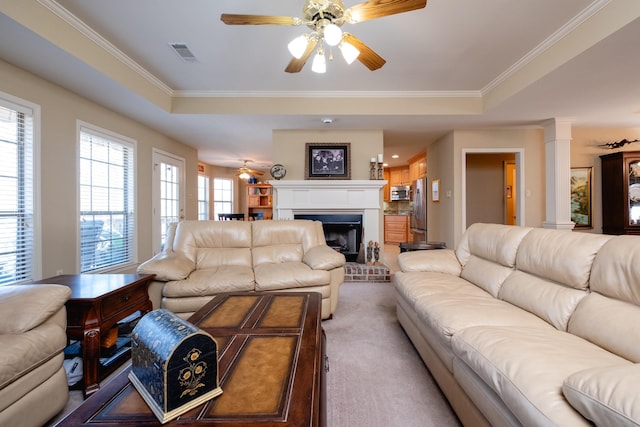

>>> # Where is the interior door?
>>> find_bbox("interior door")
[152,149,185,255]
[504,161,517,225]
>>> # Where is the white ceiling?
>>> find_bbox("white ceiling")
[1,0,639,169]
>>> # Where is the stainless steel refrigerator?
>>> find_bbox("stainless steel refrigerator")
[410,177,428,243]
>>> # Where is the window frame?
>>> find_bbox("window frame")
[0,92,41,285]
[213,178,234,219]
[77,121,137,273]
[198,174,210,220]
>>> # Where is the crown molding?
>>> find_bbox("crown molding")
[172,90,482,99]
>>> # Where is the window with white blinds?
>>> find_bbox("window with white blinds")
[198,175,209,220]
[213,178,233,219]
[79,124,135,272]
[0,98,36,285]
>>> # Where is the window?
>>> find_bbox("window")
[79,123,135,272]
[198,175,209,220]
[0,94,38,285]
[213,178,233,219]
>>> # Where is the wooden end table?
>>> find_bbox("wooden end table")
[54,291,326,426]
[32,274,154,397]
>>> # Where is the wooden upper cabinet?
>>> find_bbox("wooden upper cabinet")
[409,152,427,182]
[389,166,410,186]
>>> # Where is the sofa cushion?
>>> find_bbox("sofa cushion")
[162,266,255,297]
[0,323,68,389]
[590,235,640,306]
[173,220,252,264]
[252,220,325,254]
[563,364,640,427]
[455,223,532,268]
[254,262,330,291]
[499,270,587,331]
[0,285,70,334]
[568,292,640,363]
[515,228,611,291]
[394,271,472,308]
[452,326,629,427]
[302,245,346,270]
[397,249,462,275]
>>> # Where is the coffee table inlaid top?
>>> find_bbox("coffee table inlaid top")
[55,291,324,427]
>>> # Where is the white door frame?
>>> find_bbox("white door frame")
[461,148,525,233]
[152,149,185,255]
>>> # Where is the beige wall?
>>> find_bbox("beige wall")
[272,129,384,180]
[0,59,198,278]
[428,128,546,248]
[571,127,640,234]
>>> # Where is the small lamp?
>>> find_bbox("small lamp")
[311,49,326,73]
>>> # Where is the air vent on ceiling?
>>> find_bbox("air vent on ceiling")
[169,43,197,62]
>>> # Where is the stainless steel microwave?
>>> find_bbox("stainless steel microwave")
[390,185,411,201]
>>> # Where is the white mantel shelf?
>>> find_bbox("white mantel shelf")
[269,179,387,248]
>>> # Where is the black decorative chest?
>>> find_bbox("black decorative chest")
[128,309,222,423]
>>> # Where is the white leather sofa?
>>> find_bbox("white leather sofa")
[394,223,640,427]
[138,219,346,320]
[0,284,71,427]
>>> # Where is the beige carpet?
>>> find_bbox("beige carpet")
[324,281,461,427]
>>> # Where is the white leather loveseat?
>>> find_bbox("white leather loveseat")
[394,223,640,427]
[0,284,71,427]
[138,219,346,320]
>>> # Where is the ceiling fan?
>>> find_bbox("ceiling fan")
[236,160,265,180]
[220,0,427,73]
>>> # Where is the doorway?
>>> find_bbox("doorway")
[461,149,524,232]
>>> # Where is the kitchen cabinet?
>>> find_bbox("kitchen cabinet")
[409,152,426,182]
[389,166,410,186]
[600,151,640,235]
[384,215,409,244]
[383,169,390,201]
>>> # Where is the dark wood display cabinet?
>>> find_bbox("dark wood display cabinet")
[600,150,640,235]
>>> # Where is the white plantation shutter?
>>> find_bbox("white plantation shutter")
[79,124,135,272]
[0,99,35,285]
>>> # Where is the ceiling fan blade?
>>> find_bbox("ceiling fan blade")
[342,33,386,70]
[285,38,319,73]
[221,14,301,26]
[346,0,427,23]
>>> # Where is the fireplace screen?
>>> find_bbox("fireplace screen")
[294,214,362,262]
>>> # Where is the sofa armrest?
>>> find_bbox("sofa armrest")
[0,284,71,334]
[397,248,462,275]
[137,252,195,281]
[563,364,640,427]
[303,245,346,270]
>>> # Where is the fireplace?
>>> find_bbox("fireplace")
[295,214,362,262]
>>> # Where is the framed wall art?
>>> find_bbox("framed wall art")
[432,179,440,202]
[305,143,351,180]
[570,167,592,228]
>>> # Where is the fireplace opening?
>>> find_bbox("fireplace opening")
[294,214,362,262]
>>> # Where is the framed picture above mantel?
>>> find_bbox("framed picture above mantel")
[305,142,351,180]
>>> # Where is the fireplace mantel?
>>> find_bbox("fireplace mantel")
[269,180,386,248]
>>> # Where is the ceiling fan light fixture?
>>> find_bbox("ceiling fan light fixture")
[239,171,251,180]
[311,49,326,73]
[339,41,360,64]
[323,23,343,46]
[287,34,309,59]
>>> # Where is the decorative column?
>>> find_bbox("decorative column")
[543,118,575,230]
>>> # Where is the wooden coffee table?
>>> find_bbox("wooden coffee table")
[54,291,326,426]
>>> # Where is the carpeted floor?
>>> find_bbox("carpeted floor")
[324,281,461,427]
[48,279,461,427]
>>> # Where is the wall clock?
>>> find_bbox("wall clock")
[270,164,286,180]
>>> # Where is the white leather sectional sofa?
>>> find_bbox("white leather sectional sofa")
[138,219,346,320]
[394,223,640,427]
